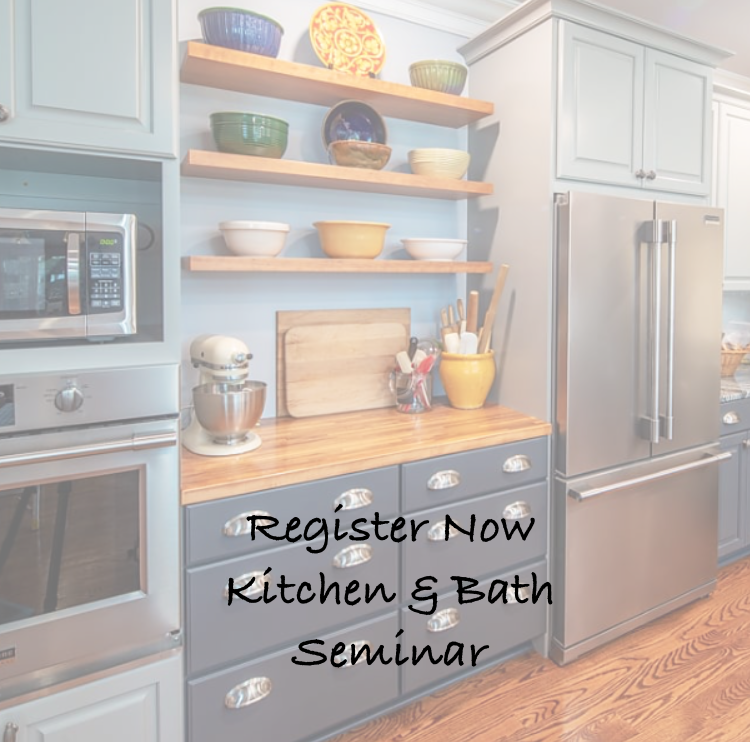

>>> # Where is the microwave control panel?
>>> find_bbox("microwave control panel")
[86,233,124,313]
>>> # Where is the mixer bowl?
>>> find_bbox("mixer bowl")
[193,381,267,444]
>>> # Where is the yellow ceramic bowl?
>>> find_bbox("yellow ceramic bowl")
[438,351,495,409]
[313,220,390,259]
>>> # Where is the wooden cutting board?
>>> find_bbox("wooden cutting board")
[276,308,410,416]
[284,322,408,418]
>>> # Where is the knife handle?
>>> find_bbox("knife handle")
[466,291,479,335]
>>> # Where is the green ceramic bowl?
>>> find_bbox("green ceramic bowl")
[408,60,468,96]
[210,112,289,158]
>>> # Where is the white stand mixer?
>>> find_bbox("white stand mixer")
[182,334,266,456]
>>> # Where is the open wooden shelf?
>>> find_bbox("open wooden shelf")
[181,41,494,128]
[182,256,494,274]
[181,150,493,200]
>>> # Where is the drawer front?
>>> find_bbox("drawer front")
[187,530,399,675]
[720,399,750,436]
[188,613,399,742]
[401,562,548,694]
[185,466,399,565]
[403,482,547,594]
[401,438,547,513]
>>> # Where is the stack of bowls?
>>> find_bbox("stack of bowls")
[409,60,468,95]
[198,7,284,57]
[322,100,391,170]
[408,148,471,179]
[210,112,289,158]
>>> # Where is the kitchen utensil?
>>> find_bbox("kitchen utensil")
[459,332,478,355]
[408,336,418,360]
[276,308,410,416]
[477,263,510,353]
[314,220,390,259]
[401,237,467,261]
[322,100,388,147]
[457,298,465,322]
[219,221,290,256]
[328,140,391,170]
[199,7,284,57]
[210,112,289,158]
[407,148,470,179]
[466,290,479,334]
[439,351,495,409]
[309,3,385,76]
[284,322,407,417]
[408,59,468,95]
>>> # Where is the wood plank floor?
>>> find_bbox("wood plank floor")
[333,556,750,742]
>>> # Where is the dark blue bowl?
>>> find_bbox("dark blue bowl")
[321,100,388,147]
[199,7,284,58]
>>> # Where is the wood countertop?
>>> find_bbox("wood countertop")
[181,402,551,505]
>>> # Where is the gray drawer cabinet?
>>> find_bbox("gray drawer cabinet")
[185,436,549,742]
[189,613,400,742]
[401,561,548,694]
[185,466,399,565]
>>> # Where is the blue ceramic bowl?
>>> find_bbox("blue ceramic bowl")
[198,7,284,58]
[321,100,387,147]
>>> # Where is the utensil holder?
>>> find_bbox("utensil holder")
[390,370,433,414]
[439,351,495,409]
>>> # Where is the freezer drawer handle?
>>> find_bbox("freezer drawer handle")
[503,454,532,473]
[427,469,461,490]
[723,411,741,425]
[503,500,532,520]
[225,677,272,709]
[223,571,271,600]
[568,451,732,501]
[338,641,373,668]
[223,510,273,537]
[332,544,373,569]
[334,488,374,511]
[0,430,178,469]
[427,520,461,542]
[427,608,461,633]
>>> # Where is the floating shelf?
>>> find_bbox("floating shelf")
[181,150,493,200]
[181,41,494,128]
[182,256,494,274]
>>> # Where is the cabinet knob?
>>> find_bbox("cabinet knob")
[3,723,19,742]
[635,169,646,179]
[0,105,10,123]
[225,677,272,709]
[646,170,657,180]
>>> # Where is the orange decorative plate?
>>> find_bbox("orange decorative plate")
[309,3,385,77]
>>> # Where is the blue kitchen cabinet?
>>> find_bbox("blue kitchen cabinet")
[0,0,177,157]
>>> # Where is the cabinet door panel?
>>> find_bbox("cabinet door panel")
[0,0,175,156]
[557,21,644,186]
[718,432,746,560]
[643,49,710,195]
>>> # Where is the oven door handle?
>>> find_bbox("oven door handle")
[0,430,178,468]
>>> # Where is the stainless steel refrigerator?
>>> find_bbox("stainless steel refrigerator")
[550,190,728,665]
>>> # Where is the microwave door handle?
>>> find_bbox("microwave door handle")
[662,220,676,441]
[66,231,81,315]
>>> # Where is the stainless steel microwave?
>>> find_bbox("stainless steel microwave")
[0,207,136,342]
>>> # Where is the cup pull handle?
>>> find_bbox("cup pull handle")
[333,544,373,569]
[507,586,531,604]
[225,677,272,709]
[427,608,461,633]
[427,520,461,542]
[502,500,531,520]
[723,411,740,425]
[223,510,273,537]
[427,469,461,490]
[503,454,532,473]
[223,571,271,599]
[338,640,373,667]
[334,488,373,511]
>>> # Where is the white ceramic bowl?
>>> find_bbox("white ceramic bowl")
[401,238,467,261]
[408,148,470,179]
[219,220,290,256]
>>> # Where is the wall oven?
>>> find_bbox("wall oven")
[0,365,180,702]
[0,207,137,343]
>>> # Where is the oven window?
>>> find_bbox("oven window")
[0,471,140,625]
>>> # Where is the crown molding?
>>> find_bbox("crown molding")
[356,0,519,39]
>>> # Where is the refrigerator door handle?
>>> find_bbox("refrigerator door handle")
[662,220,677,440]
[642,222,663,444]
[568,451,732,501]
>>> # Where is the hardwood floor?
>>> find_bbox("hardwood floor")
[333,556,750,742]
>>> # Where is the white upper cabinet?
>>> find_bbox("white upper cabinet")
[557,21,712,195]
[0,0,176,157]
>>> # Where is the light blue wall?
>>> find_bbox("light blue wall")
[178,0,472,415]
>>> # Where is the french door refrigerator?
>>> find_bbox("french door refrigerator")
[550,190,727,665]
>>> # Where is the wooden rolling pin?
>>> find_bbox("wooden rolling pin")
[465,290,479,335]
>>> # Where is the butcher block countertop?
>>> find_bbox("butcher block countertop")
[180,402,551,505]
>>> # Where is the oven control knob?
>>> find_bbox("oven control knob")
[54,386,84,412]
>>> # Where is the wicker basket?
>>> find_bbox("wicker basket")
[721,348,749,377]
